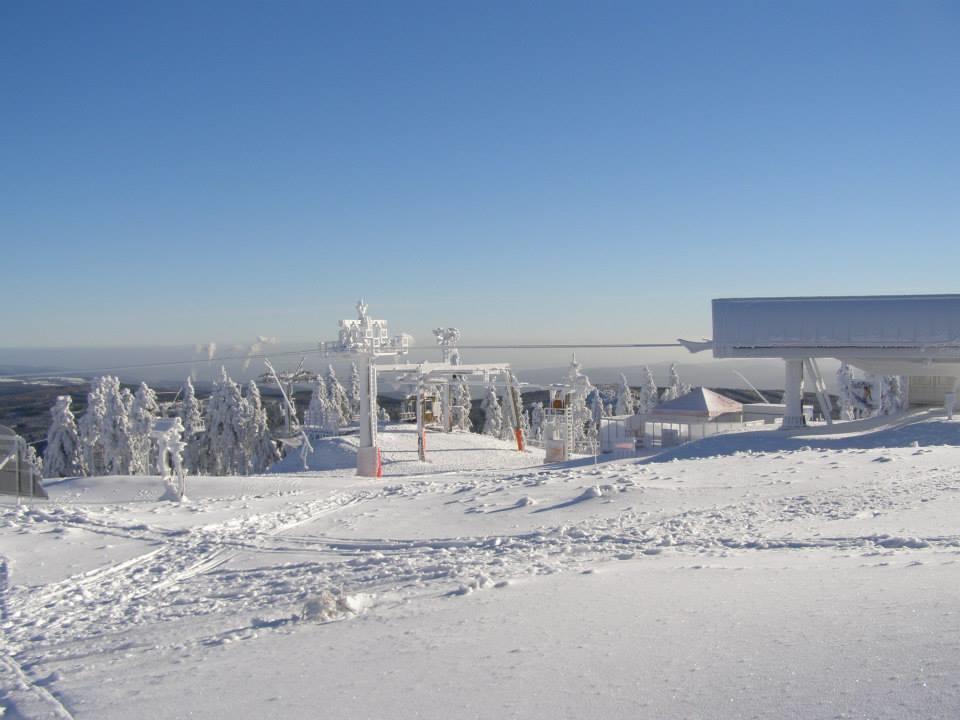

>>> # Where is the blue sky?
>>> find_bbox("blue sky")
[2,1,958,352]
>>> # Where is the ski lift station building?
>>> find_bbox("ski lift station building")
[711,295,960,427]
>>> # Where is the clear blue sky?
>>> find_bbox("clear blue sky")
[2,1,958,350]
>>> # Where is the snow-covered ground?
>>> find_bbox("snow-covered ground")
[2,419,960,718]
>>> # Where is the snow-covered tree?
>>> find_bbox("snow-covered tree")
[881,376,905,415]
[661,363,691,403]
[129,382,160,475]
[179,377,206,474]
[25,444,43,478]
[348,362,361,420]
[79,378,108,475]
[589,388,606,426]
[530,401,544,441]
[305,377,328,431]
[326,365,351,426]
[205,368,247,475]
[98,378,134,475]
[481,385,503,438]
[44,395,84,478]
[615,374,635,415]
[451,377,473,432]
[500,383,521,441]
[635,366,659,414]
[836,363,875,419]
[242,381,280,473]
[837,363,856,420]
[564,356,595,452]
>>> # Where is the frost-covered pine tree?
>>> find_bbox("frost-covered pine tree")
[26,444,43,478]
[635,365,659,414]
[326,365,351,426]
[589,388,606,426]
[661,363,691,403]
[99,377,134,475]
[129,382,160,475]
[530,401,544,441]
[615,374,635,415]
[179,377,206,473]
[242,381,280,473]
[837,363,857,420]
[500,384,521,441]
[451,377,473,432]
[520,404,531,441]
[883,375,907,415]
[305,377,331,433]
[564,356,595,452]
[44,395,84,478]
[79,377,108,475]
[348,362,361,421]
[205,368,248,476]
[881,376,905,415]
[481,385,503,438]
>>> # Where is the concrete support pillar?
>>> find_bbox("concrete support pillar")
[416,372,426,461]
[356,356,381,477]
[782,359,805,429]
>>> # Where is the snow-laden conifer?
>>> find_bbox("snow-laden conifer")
[451,378,473,432]
[129,382,160,474]
[326,365,351,426]
[243,381,280,473]
[481,385,503,438]
[79,378,108,475]
[205,368,247,476]
[615,374,635,415]
[635,366,659,414]
[44,395,83,478]
[179,377,206,473]
[349,362,361,420]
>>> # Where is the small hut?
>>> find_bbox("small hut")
[631,388,744,447]
[0,426,47,499]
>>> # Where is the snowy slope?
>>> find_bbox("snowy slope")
[2,418,959,718]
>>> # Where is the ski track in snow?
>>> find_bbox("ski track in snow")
[4,451,960,679]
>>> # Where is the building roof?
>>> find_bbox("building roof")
[650,387,742,419]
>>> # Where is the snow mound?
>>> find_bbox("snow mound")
[300,590,373,622]
[579,485,604,500]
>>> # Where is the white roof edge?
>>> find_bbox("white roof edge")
[714,294,960,303]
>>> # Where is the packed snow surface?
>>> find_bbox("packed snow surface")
[2,420,960,718]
